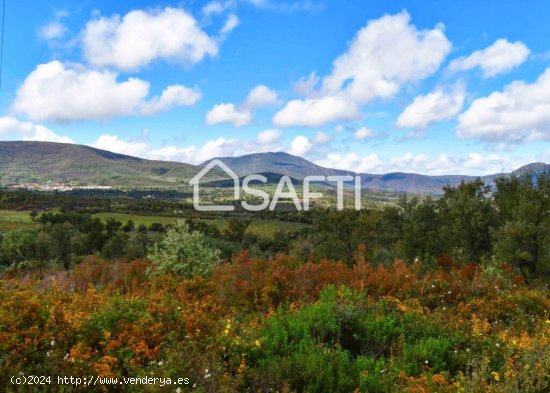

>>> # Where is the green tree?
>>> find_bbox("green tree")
[0,227,38,266]
[492,172,550,276]
[439,179,497,262]
[401,197,445,260]
[147,220,221,277]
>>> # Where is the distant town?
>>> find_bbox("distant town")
[8,183,112,192]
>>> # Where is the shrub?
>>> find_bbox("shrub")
[147,220,221,278]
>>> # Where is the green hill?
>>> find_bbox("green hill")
[0,141,221,188]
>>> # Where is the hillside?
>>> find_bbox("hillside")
[202,152,354,179]
[204,152,545,193]
[1,141,548,193]
[0,141,222,187]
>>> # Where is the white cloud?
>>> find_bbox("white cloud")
[457,67,550,142]
[397,83,465,129]
[92,134,149,157]
[11,61,201,122]
[0,116,74,143]
[206,84,278,127]
[288,135,312,156]
[274,11,451,127]
[140,85,202,116]
[220,14,240,35]
[321,11,450,103]
[244,85,278,108]
[449,39,530,78]
[292,72,319,97]
[273,95,360,127]
[314,131,331,144]
[89,133,285,164]
[38,22,67,41]
[202,1,228,16]
[353,127,376,140]
[315,151,530,176]
[256,129,282,144]
[83,7,218,71]
[205,103,252,127]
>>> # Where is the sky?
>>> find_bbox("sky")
[1,0,550,175]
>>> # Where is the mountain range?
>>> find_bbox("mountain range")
[1,141,549,194]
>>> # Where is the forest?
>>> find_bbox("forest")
[0,172,549,392]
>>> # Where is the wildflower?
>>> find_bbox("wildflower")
[255,339,261,347]
[176,388,182,393]
[545,320,550,325]
[158,361,164,366]
[491,371,500,381]
[51,340,55,346]
[495,343,500,348]
[425,360,429,364]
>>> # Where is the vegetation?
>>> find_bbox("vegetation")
[0,171,549,392]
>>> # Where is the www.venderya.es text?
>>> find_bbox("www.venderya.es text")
[11,374,190,387]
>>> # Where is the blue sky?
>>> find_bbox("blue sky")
[1,0,550,175]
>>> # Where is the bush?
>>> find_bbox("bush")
[147,220,221,278]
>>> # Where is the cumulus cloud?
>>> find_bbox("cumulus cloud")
[315,151,530,176]
[288,135,312,156]
[273,96,360,127]
[83,7,218,71]
[457,67,550,142]
[91,134,149,157]
[0,116,74,143]
[321,11,451,103]
[205,103,252,127]
[353,127,376,140]
[89,132,285,165]
[256,129,282,144]
[292,72,320,97]
[11,61,201,122]
[274,11,451,127]
[243,85,279,108]
[449,39,530,78]
[206,84,278,127]
[397,83,465,129]
[38,22,67,41]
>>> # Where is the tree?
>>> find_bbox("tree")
[0,228,38,266]
[401,197,445,260]
[222,218,251,242]
[492,172,550,277]
[439,179,497,262]
[147,220,221,278]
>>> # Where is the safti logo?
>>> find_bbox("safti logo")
[189,159,363,212]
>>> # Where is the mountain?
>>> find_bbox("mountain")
[0,141,223,187]
[202,152,354,179]
[1,141,548,193]
[203,152,550,194]
[511,162,550,176]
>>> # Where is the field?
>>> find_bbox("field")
[0,210,34,231]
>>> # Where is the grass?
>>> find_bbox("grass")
[0,210,35,231]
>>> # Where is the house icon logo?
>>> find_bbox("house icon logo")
[189,159,240,211]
